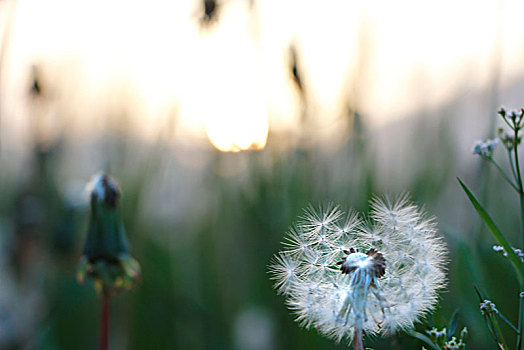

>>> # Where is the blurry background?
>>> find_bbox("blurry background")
[1,0,524,348]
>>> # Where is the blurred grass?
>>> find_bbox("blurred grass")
[0,98,521,350]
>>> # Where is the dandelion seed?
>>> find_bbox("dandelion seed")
[269,196,447,346]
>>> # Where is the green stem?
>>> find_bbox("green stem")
[498,308,521,334]
[514,125,524,350]
[521,184,524,252]
[514,144,523,195]
[518,192,524,350]
[493,313,509,350]
[489,158,520,191]
[518,296,523,350]
[502,116,515,130]
[516,155,524,246]
[406,330,439,350]
[509,149,519,184]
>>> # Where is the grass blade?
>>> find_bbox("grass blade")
[406,330,439,350]
[447,309,459,341]
[458,178,524,283]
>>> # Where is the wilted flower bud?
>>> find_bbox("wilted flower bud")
[77,173,140,294]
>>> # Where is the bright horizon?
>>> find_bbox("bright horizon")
[1,0,524,152]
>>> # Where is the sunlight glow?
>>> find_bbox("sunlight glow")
[182,3,269,152]
[206,110,268,152]
[2,0,524,154]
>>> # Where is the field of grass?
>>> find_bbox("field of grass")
[1,100,522,350]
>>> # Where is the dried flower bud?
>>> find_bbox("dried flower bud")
[77,173,140,295]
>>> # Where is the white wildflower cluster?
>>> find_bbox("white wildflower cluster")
[480,300,498,316]
[269,196,447,344]
[472,139,499,158]
[426,327,467,350]
[492,245,524,262]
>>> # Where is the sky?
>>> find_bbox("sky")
[1,0,524,152]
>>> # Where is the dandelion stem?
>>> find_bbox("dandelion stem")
[100,292,111,350]
[353,327,363,350]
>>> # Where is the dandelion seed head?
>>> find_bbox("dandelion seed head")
[269,196,447,344]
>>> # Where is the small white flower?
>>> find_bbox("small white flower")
[480,300,498,315]
[472,139,499,157]
[492,245,504,253]
[269,195,447,344]
[492,245,524,262]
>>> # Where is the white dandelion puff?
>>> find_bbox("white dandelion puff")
[268,253,298,295]
[269,196,447,347]
[299,203,343,240]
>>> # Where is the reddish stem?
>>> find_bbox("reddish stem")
[353,327,364,350]
[100,292,110,350]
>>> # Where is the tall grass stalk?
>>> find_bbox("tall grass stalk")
[462,107,524,349]
[512,120,524,350]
